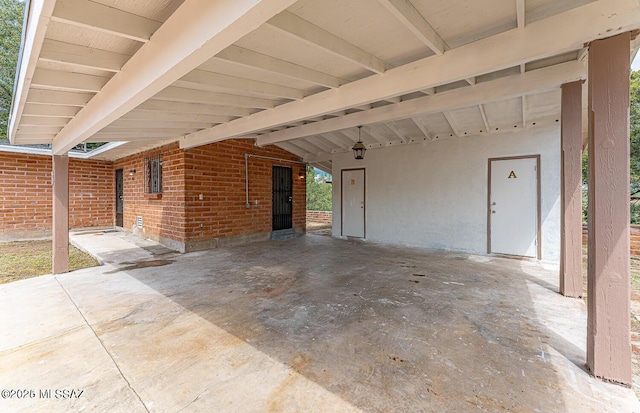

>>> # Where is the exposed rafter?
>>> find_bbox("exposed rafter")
[175,69,305,100]
[411,117,433,140]
[385,122,409,142]
[254,61,584,145]
[26,89,94,106]
[107,120,213,130]
[265,11,389,74]
[23,104,80,118]
[31,69,110,93]
[363,127,390,145]
[180,0,636,150]
[135,100,254,117]
[478,104,490,132]
[20,116,69,126]
[442,111,461,137]
[377,0,446,55]
[152,87,276,109]
[40,39,131,72]
[51,0,162,43]
[215,45,345,89]
[50,0,298,154]
[516,0,526,29]
[122,110,234,124]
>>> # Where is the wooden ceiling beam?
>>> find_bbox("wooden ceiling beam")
[176,69,304,100]
[135,100,254,117]
[265,11,389,74]
[152,87,276,109]
[39,39,130,72]
[215,45,344,89]
[51,0,298,154]
[51,0,161,43]
[182,0,635,149]
[516,0,526,29]
[31,68,110,93]
[255,61,584,145]
[378,0,446,55]
[23,104,80,118]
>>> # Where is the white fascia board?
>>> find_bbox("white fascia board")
[51,0,298,155]
[180,0,640,149]
[8,0,57,144]
[0,142,126,159]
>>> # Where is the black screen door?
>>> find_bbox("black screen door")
[272,166,293,230]
[115,169,123,227]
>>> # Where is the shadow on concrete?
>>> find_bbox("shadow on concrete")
[110,234,585,412]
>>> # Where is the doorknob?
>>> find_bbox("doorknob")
[491,202,496,206]
[288,196,292,202]
[491,210,496,214]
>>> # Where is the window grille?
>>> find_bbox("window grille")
[145,154,163,194]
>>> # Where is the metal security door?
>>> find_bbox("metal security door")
[272,166,293,230]
[488,156,540,258]
[115,169,124,227]
[341,168,365,238]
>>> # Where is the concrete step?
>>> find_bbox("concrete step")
[271,228,302,241]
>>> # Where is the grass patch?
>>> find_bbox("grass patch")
[0,240,99,284]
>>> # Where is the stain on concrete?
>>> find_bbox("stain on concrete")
[104,259,175,274]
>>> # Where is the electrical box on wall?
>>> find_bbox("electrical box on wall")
[137,216,143,228]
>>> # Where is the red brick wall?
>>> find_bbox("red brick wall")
[69,158,115,228]
[113,143,186,243]
[306,211,332,223]
[184,139,306,243]
[0,151,114,237]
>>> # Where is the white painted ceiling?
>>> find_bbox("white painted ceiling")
[9,0,640,173]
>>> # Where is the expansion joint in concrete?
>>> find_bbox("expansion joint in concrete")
[54,276,150,413]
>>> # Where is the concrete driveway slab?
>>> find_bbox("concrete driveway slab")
[1,232,639,412]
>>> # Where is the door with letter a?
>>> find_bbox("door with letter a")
[488,156,540,258]
[342,169,365,238]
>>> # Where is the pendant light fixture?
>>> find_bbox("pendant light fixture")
[352,126,366,160]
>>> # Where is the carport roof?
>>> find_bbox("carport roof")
[8,0,640,172]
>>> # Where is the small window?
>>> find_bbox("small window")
[145,154,163,194]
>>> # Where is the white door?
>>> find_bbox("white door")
[342,169,365,237]
[489,157,539,258]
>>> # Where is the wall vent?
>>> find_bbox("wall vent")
[137,216,143,228]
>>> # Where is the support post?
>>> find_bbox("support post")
[560,81,584,298]
[587,32,631,384]
[52,154,69,274]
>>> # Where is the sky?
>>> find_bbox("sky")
[633,53,640,71]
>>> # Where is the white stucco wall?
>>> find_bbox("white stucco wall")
[332,126,561,262]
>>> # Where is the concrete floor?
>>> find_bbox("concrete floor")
[1,232,639,412]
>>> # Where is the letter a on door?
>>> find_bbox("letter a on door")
[489,156,539,258]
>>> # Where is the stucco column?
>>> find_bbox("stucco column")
[587,32,631,384]
[560,81,583,298]
[52,154,69,274]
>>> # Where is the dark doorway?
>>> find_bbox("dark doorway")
[272,166,293,230]
[115,169,123,227]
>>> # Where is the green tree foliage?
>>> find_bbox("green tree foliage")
[0,0,24,139]
[583,70,640,223]
[306,166,332,211]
